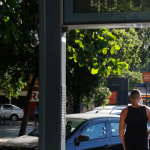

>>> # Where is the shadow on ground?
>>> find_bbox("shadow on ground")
[0,121,35,142]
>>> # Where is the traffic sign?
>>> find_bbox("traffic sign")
[143,72,150,82]
[63,0,150,29]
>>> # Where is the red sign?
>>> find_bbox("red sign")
[30,92,39,101]
[143,72,150,82]
[108,91,117,105]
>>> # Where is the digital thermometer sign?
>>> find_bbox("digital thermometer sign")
[63,0,150,29]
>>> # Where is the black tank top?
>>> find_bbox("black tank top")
[125,106,148,148]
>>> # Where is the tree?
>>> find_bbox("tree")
[82,86,111,111]
[111,28,150,71]
[67,29,128,113]
[135,28,150,71]
[110,28,142,70]
[67,59,105,113]
[0,0,39,136]
[109,28,150,91]
[94,86,111,107]
[110,70,142,92]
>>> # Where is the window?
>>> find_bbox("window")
[112,112,121,115]
[66,119,86,140]
[28,128,39,137]
[81,123,106,140]
[114,107,125,110]
[111,122,119,136]
[12,105,20,110]
[3,105,13,110]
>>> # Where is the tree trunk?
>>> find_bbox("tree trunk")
[73,94,80,113]
[18,74,38,136]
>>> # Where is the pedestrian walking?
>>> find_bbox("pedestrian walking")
[34,103,39,128]
[119,89,150,150]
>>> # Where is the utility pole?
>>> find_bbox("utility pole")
[39,0,66,149]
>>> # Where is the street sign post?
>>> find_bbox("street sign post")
[143,72,150,105]
[40,0,66,149]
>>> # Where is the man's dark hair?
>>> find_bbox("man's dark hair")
[130,89,141,99]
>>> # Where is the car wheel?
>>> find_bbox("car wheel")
[11,115,18,121]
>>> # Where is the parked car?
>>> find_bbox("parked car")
[1,113,150,150]
[0,104,24,121]
[0,114,124,150]
[66,113,124,150]
[86,105,127,115]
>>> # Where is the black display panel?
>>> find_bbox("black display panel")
[73,0,150,13]
[63,0,150,28]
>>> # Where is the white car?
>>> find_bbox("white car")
[86,105,127,115]
[0,104,24,121]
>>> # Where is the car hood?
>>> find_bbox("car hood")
[0,135,38,149]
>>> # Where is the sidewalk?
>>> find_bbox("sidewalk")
[0,122,36,142]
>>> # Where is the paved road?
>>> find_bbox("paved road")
[0,121,36,142]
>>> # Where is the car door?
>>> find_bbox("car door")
[75,119,111,150]
[107,119,124,150]
[2,105,13,118]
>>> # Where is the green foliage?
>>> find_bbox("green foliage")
[110,28,142,70]
[135,28,150,71]
[0,0,39,98]
[67,29,128,109]
[82,86,111,111]
[94,86,111,107]
[109,28,150,91]
[110,70,142,92]
[110,28,150,72]
[67,29,128,77]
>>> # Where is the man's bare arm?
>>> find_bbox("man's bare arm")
[119,109,126,150]
[146,107,150,134]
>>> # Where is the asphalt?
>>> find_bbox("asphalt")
[0,121,36,142]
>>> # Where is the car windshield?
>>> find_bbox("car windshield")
[0,105,2,109]
[93,107,115,111]
[66,118,87,140]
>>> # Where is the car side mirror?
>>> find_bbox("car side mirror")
[78,135,89,142]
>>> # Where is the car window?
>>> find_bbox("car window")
[12,105,20,110]
[66,119,86,140]
[111,122,119,136]
[3,105,13,110]
[111,110,122,114]
[81,123,106,140]
[28,128,39,137]
[114,107,125,110]
[98,110,111,113]
[112,112,121,115]
[0,105,2,109]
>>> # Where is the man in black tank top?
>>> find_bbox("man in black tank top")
[119,89,150,150]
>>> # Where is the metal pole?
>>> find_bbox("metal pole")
[146,82,148,106]
[39,0,66,149]
[9,98,11,104]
